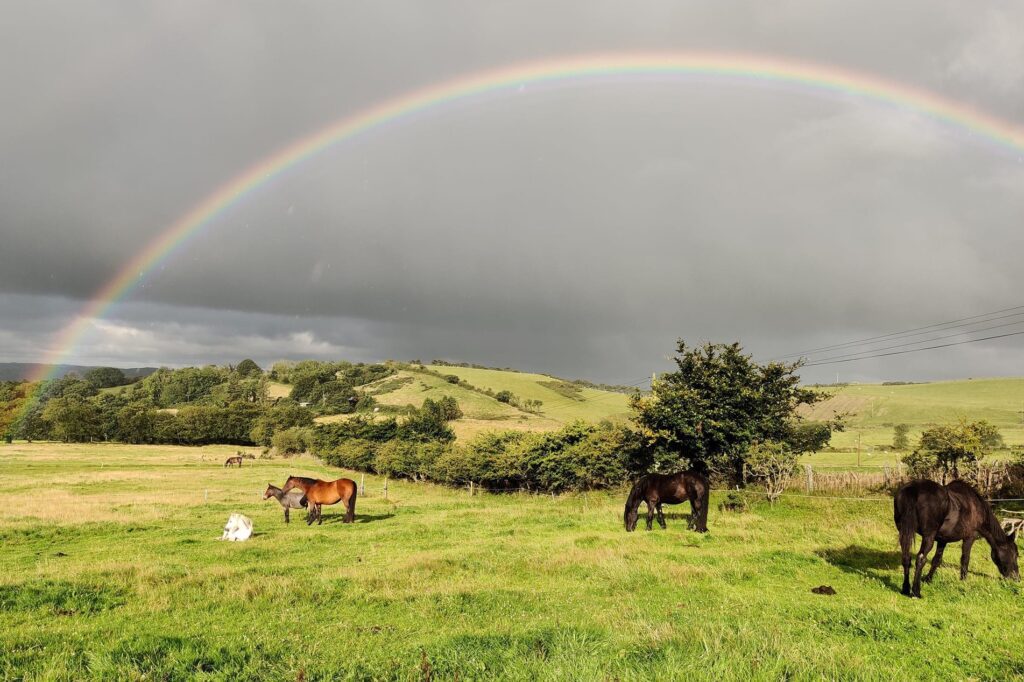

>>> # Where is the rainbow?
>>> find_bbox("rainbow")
[16,51,1024,409]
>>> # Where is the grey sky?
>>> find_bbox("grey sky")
[1,1,1023,383]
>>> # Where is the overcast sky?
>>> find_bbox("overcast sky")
[2,1,1023,384]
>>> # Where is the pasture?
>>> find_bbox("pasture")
[806,377,1024,453]
[2,443,1024,680]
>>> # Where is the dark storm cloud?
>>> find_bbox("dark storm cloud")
[1,1,1022,382]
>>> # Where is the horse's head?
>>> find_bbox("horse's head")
[993,530,1019,581]
[262,484,277,500]
[282,475,298,493]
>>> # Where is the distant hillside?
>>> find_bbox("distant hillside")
[426,364,631,425]
[0,363,158,382]
[309,365,632,441]
[802,377,1024,451]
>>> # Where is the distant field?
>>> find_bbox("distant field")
[266,381,291,399]
[2,442,1023,679]
[426,365,631,425]
[331,370,561,440]
[802,377,1024,453]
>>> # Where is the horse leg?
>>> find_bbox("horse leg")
[318,502,324,525]
[655,503,667,530]
[645,500,655,531]
[960,537,975,580]
[284,507,290,524]
[924,540,946,582]
[912,533,936,598]
[345,488,357,523]
[306,502,316,525]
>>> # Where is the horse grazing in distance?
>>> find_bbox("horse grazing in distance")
[283,475,357,525]
[224,455,243,468]
[894,479,1019,598]
[624,470,710,533]
[263,483,308,523]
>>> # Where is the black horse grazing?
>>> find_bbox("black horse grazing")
[894,479,1019,598]
[624,470,710,533]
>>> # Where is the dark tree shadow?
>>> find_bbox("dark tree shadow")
[817,545,904,593]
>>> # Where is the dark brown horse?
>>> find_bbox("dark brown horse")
[283,475,357,525]
[624,470,710,533]
[224,456,243,468]
[894,479,1019,598]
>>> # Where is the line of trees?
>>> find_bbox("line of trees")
[2,344,850,494]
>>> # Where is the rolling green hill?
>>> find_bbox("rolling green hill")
[802,377,1024,460]
[313,366,632,441]
[427,365,632,425]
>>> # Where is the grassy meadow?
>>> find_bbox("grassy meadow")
[3,443,1024,680]
[804,377,1024,457]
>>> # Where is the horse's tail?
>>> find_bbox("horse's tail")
[624,476,648,532]
[345,483,358,523]
[692,472,711,533]
[894,488,917,555]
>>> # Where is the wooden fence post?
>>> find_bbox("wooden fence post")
[805,465,814,493]
[383,477,388,500]
[360,474,365,496]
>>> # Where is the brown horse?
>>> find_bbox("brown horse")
[283,475,357,525]
[624,470,710,533]
[224,456,243,468]
[894,479,1019,598]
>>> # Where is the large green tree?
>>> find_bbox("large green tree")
[43,397,102,442]
[630,341,825,482]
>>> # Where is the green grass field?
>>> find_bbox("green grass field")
[3,443,1024,680]
[803,377,1024,456]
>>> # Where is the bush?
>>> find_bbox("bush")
[745,441,799,503]
[444,375,461,384]
[495,391,514,404]
[902,448,939,481]
[272,427,311,455]
[373,440,442,480]
[318,439,379,471]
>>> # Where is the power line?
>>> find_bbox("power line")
[801,329,1024,367]
[773,303,1024,360]
[793,318,1024,365]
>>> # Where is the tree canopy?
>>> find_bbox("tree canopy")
[630,341,826,482]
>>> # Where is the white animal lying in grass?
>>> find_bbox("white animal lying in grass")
[220,513,253,542]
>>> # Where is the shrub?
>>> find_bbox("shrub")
[495,390,514,404]
[272,427,311,455]
[893,424,911,450]
[718,490,749,513]
[910,419,1003,480]
[444,375,461,384]
[318,439,379,471]
[745,441,799,504]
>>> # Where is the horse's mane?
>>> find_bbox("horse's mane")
[951,480,1010,542]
